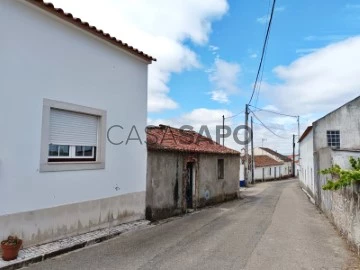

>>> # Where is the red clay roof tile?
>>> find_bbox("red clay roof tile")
[147,125,240,155]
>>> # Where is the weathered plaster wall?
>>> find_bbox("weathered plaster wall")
[146,151,240,220]
[0,192,145,248]
[313,96,360,151]
[146,151,184,220]
[315,148,360,252]
[197,154,239,206]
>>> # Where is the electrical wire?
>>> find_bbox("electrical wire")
[254,0,271,107]
[224,111,245,119]
[250,109,289,139]
[248,0,277,105]
[249,105,298,118]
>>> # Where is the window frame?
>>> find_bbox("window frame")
[217,158,225,179]
[40,99,107,172]
[326,130,340,149]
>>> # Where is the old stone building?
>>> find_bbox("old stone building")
[146,125,240,221]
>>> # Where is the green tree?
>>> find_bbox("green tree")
[321,157,360,190]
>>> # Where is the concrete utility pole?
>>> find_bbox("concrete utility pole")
[251,116,255,184]
[297,116,300,177]
[222,115,225,146]
[292,134,296,177]
[244,104,249,186]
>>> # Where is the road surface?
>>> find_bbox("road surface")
[26,179,359,270]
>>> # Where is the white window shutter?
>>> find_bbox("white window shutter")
[49,108,98,146]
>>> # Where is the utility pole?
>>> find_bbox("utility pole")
[244,104,249,186]
[297,116,300,177]
[292,134,295,177]
[222,115,225,146]
[251,116,255,184]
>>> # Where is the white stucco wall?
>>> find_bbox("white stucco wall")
[254,165,283,181]
[253,147,292,177]
[299,129,315,195]
[0,0,148,216]
[313,96,360,151]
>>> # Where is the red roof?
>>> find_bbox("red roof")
[147,125,240,155]
[26,0,156,63]
[254,155,283,167]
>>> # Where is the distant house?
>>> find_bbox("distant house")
[253,155,284,181]
[254,147,293,178]
[146,125,240,221]
[0,0,154,247]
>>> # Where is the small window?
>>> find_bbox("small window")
[40,99,106,172]
[269,167,271,175]
[218,159,224,179]
[327,130,340,149]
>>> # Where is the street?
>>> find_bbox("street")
[26,179,359,270]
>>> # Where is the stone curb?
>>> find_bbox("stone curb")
[0,220,151,270]
[301,188,316,205]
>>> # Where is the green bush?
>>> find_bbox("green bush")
[321,157,360,190]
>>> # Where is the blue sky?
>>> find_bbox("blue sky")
[51,0,360,153]
[153,0,360,117]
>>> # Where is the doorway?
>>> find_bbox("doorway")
[186,162,194,209]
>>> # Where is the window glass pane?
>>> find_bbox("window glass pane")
[84,146,93,156]
[49,144,59,156]
[75,146,84,156]
[59,145,70,156]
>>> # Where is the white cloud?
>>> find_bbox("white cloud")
[266,36,360,115]
[304,35,347,41]
[256,15,270,24]
[208,58,241,103]
[250,53,258,58]
[295,48,318,54]
[49,0,229,112]
[256,6,285,24]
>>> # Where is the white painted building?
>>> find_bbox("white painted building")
[298,126,315,196]
[298,96,360,250]
[0,0,154,247]
[253,155,284,181]
[254,147,293,178]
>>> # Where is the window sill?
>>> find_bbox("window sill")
[40,162,105,172]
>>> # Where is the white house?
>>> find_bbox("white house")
[253,155,284,181]
[254,147,293,178]
[298,126,315,196]
[299,96,360,249]
[0,0,155,247]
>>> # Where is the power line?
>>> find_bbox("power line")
[248,0,277,105]
[224,111,245,119]
[254,0,271,107]
[249,105,298,118]
[250,109,289,139]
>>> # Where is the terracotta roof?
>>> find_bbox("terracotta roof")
[26,0,156,63]
[254,155,283,167]
[298,126,313,143]
[147,125,240,155]
[259,147,292,162]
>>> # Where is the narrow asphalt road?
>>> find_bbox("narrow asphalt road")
[26,179,359,270]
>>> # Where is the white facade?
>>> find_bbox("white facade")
[299,128,315,195]
[254,165,282,181]
[0,0,151,247]
[254,147,292,177]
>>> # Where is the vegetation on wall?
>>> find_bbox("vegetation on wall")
[321,157,360,190]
